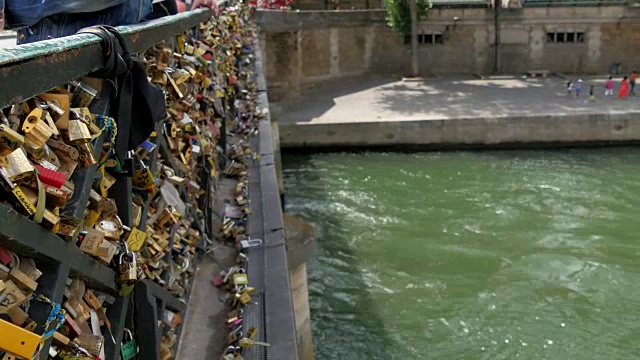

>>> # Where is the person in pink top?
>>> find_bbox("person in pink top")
[605,76,614,96]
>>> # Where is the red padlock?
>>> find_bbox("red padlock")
[212,276,224,287]
[34,164,66,188]
[0,246,13,266]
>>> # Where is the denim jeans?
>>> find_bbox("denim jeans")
[15,0,153,44]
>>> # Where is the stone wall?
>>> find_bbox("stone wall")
[279,111,640,148]
[256,6,640,100]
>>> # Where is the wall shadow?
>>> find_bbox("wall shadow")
[274,76,640,125]
[271,75,401,124]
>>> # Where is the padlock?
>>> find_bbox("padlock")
[16,258,41,281]
[40,106,60,137]
[0,318,41,359]
[47,139,79,161]
[2,148,34,182]
[236,291,252,305]
[75,334,104,357]
[96,239,119,265]
[37,208,60,232]
[82,290,102,310]
[118,243,138,283]
[0,168,36,216]
[61,315,83,340]
[132,156,155,190]
[6,305,28,327]
[35,143,61,170]
[38,97,65,120]
[9,267,37,292]
[238,238,262,250]
[120,328,138,360]
[70,83,98,108]
[35,183,68,207]
[39,91,71,129]
[67,119,97,167]
[71,108,100,138]
[158,48,172,70]
[77,229,103,255]
[227,318,243,329]
[0,279,27,313]
[238,337,270,349]
[0,124,24,156]
[235,252,248,266]
[232,272,248,286]
[222,345,241,358]
[226,326,242,345]
[96,218,122,241]
[56,215,82,240]
[34,164,66,188]
[22,108,54,147]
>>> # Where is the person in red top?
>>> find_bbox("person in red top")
[618,76,629,99]
[630,70,637,96]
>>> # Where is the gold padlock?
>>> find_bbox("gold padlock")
[67,119,91,142]
[47,139,79,161]
[96,239,119,265]
[67,119,97,167]
[82,290,102,310]
[2,148,34,182]
[75,334,104,357]
[76,142,97,167]
[0,279,28,313]
[22,108,54,147]
[41,208,60,232]
[0,125,24,156]
[56,215,82,241]
[71,108,100,138]
[79,228,104,256]
[158,48,172,70]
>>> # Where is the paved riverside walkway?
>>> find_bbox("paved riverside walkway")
[273,76,640,125]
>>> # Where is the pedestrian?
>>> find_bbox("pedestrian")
[3,0,217,44]
[605,76,614,96]
[566,81,573,97]
[589,85,596,102]
[618,76,629,99]
[630,70,637,96]
[575,79,582,98]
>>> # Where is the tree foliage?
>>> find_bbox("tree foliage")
[384,0,432,35]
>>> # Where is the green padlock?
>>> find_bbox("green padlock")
[121,328,138,360]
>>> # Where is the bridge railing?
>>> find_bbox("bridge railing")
[0,5,297,360]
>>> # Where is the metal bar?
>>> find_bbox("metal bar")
[31,262,70,360]
[62,80,111,220]
[0,8,221,108]
[117,9,213,53]
[61,135,105,219]
[0,204,117,292]
[110,177,133,227]
[161,224,179,285]
[134,281,161,360]
[158,136,182,176]
[140,279,186,313]
[171,257,198,358]
[104,294,130,360]
[139,123,163,232]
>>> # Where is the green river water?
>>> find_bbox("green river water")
[282,149,640,360]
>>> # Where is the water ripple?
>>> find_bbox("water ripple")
[284,149,640,360]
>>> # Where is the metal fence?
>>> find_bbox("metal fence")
[0,5,297,360]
